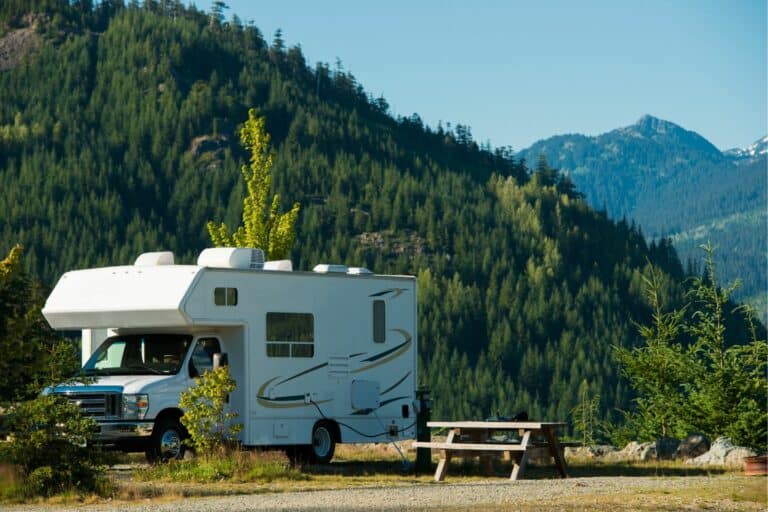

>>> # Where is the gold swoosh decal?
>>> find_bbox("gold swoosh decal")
[352,328,412,374]
[256,376,332,409]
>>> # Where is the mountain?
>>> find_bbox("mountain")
[724,135,768,161]
[0,1,761,426]
[519,116,767,319]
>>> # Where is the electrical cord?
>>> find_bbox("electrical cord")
[373,409,412,471]
[309,399,416,438]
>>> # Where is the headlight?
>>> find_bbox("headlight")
[122,394,149,420]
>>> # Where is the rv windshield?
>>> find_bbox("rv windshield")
[82,334,193,376]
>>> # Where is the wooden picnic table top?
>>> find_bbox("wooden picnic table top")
[427,421,566,430]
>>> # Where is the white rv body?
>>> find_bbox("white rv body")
[42,249,417,459]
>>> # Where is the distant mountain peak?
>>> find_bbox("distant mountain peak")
[724,135,768,160]
[628,115,685,137]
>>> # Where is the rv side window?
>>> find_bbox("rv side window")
[266,312,314,358]
[373,300,386,343]
[214,287,238,306]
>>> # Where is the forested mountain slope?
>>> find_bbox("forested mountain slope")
[519,117,767,318]
[0,1,760,424]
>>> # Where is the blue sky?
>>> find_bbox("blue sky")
[197,0,766,152]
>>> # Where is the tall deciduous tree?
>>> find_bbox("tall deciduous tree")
[207,109,300,259]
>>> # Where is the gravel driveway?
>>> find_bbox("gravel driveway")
[5,475,762,511]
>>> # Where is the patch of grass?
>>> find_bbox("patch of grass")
[136,450,308,484]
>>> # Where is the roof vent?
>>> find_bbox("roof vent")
[249,248,265,269]
[347,267,373,276]
[135,251,175,266]
[264,260,293,271]
[197,248,264,270]
[313,264,349,274]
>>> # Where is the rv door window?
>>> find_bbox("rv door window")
[266,312,314,358]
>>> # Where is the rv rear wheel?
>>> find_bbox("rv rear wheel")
[309,421,336,464]
[146,418,186,462]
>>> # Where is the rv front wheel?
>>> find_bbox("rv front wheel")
[147,418,186,462]
[310,421,336,464]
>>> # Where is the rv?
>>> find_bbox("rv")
[41,248,418,462]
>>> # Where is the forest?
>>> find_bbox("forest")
[0,0,763,432]
[519,118,767,319]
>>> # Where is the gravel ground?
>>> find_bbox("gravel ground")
[5,476,763,512]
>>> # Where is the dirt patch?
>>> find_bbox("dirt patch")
[0,26,41,70]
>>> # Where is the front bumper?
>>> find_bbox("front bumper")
[97,420,154,441]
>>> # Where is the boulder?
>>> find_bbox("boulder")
[724,447,758,467]
[564,444,617,460]
[675,433,710,460]
[605,441,656,462]
[655,437,680,460]
[688,436,757,466]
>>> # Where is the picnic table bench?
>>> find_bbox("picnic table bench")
[412,421,569,481]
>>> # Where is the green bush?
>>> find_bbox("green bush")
[0,394,113,498]
[179,365,242,456]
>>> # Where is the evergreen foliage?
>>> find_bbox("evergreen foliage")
[519,118,767,318]
[0,2,762,430]
[0,245,78,402]
[0,245,108,498]
[570,380,600,447]
[0,395,111,498]
[616,245,767,451]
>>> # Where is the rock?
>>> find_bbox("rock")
[688,436,756,466]
[189,134,228,157]
[675,433,710,460]
[724,447,757,467]
[564,445,617,460]
[655,437,680,460]
[605,441,656,462]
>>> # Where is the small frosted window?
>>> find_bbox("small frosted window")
[214,287,237,306]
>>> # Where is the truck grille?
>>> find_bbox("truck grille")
[62,392,121,419]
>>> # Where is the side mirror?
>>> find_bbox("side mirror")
[213,352,228,370]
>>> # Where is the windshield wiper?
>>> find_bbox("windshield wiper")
[125,364,167,375]
[83,368,115,376]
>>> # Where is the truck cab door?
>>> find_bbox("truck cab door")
[188,337,222,379]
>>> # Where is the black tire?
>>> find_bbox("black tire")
[146,418,186,463]
[308,421,336,464]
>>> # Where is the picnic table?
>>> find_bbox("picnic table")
[412,421,569,481]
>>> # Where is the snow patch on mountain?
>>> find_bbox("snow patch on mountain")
[724,135,768,160]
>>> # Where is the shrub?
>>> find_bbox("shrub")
[0,394,113,498]
[179,365,242,456]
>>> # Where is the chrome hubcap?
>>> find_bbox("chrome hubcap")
[160,429,181,459]
[313,427,331,457]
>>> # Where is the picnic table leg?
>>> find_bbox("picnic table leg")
[510,430,531,481]
[543,426,569,478]
[434,429,456,482]
[473,429,493,476]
